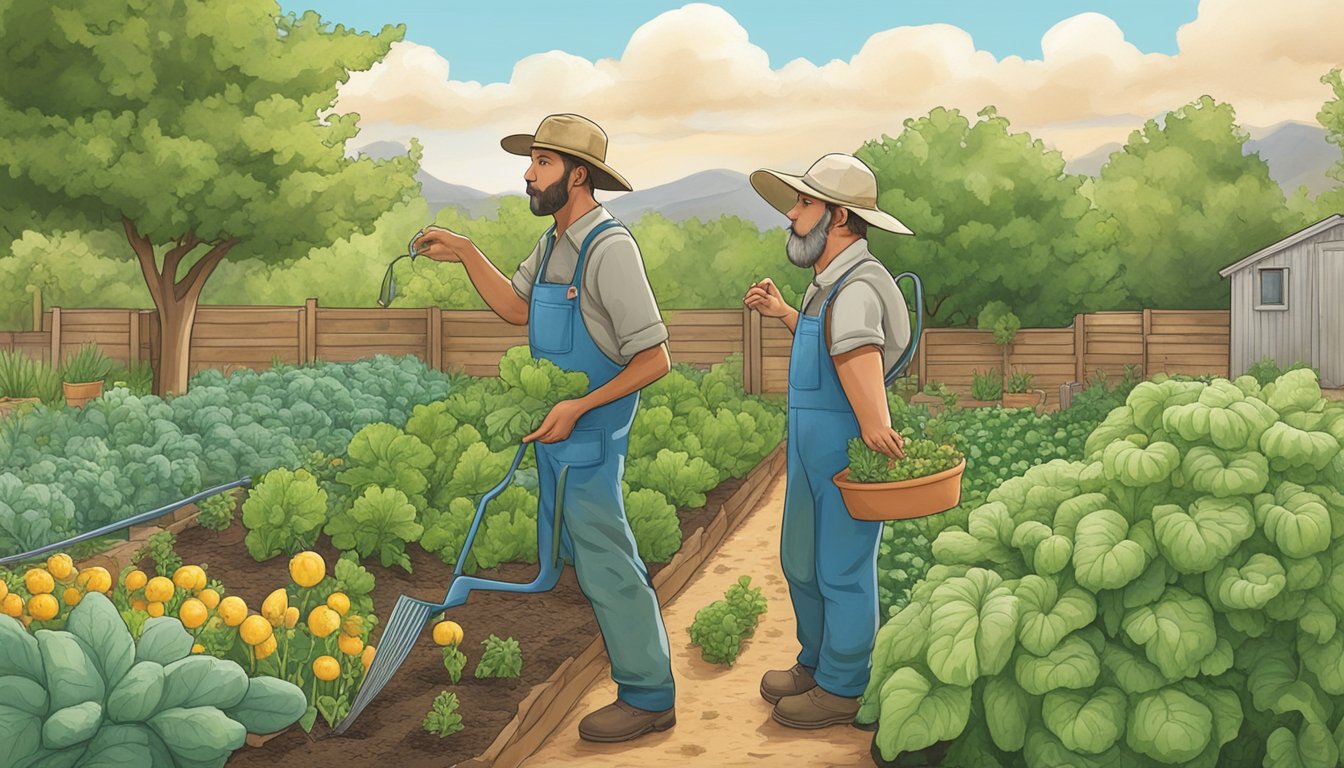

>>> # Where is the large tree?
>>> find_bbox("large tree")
[1315,68,1344,216]
[0,0,418,394]
[1090,95,1296,309]
[858,107,1124,329]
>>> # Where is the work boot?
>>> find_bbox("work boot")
[578,699,676,743]
[759,663,817,705]
[771,686,861,729]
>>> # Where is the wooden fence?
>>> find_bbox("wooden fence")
[0,303,1230,403]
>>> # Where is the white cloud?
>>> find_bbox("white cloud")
[336,0,1344,194]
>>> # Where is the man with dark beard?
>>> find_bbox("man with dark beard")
[742,153,914,729]
[412,114,677,743]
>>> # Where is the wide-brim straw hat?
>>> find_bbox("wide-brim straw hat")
[750,153,913,235]
[501,114,632,192]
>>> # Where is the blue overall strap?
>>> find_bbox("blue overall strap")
[535,225,558,277]
[816,258,904,385]
[571,218,626,290]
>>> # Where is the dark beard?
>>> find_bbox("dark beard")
[527,174,571,216]
[786,207,831,267]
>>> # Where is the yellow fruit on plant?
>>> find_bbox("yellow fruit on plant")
[262,589,289,627]
[218,596,247,627]
[145,577,174,603]
[255,634,278,660]
[76,567,112,594]
[191,643,206,654]
[284,606,299,630]
[62,587,82,606]
[341,614,364,637]
[240,615,273,646]
[361,644,376,671]
[198,588,221,610]
[147,602,165,618]
[179,598,208,629]
[325,592,350,616]
[46,554,74,581]
[130,598,148,612]
[24,569,54,595]
[432,620,464,647]
[312,655,341,682]
[124,569,148,591]
[338,633,364,657]
[28,594,59,621]
[307,606,340,638]
[2,593,22,617]
[289,551,325,588]
[173,566,206,592]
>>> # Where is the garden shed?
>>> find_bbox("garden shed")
[1219,214,1344,387]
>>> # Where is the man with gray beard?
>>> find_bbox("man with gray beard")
[742,153,913,729]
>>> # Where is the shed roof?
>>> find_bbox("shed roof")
[1219,214,1344,278]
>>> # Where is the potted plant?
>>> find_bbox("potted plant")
[834,424,966,521]
[59,342,116,407]
[910,381,957,416]
[962,367,1002,408]
[1002,368,1045,412]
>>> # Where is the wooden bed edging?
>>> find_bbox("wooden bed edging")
[465,440,789,768]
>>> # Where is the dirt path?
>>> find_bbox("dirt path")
[521,473,874,768]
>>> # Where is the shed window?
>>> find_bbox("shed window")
[1258,268,1287,309]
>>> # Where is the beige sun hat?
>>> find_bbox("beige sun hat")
[501,114,632,192]
[750,153,913,235]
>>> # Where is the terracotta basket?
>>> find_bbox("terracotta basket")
[63,380,104,408]
[833,459,966,522]
[1002,389,1046,412]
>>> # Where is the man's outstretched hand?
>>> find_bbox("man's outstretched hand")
[412,226,473,263]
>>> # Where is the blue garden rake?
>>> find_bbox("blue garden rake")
[332,441,569,735]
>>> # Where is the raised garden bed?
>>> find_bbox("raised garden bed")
[108,445,786,767]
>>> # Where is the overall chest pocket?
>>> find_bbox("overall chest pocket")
[529,299,574,354]
[789,322,822,391]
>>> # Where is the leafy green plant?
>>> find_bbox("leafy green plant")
[970,368,1003,401]
[847,437,964,484]
[1006,369,1034,394]
[196,491,236,532]
[241,468,328,562]
[474,634,523,679]
[624,488,682,563]
[0,593,308,766]
[922,381,959,409]
[0,348,63,404]
[442,646,468,685]
[107,361,155,396]
[625,449,720,509]
[978,301,1022,346]
[422,691,464,738]
[336,422,435,510]
[132,529,183,578]
[324,486,424,573]
[58,342,117,384]
[688,575,767,666]
[861,369,1344,767]
[1245,357,1320,387]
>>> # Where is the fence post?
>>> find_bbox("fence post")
[1073,313,1086,384]
[428,306,443,371]
[304,298,318,364]
[128,310,139,365]
[49,306,61,366]
[1142,308,1152,378]
[31,288,41,332]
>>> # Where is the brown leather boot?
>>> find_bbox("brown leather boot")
[771,687,861,729]
[759,663,817,705]
[578,699,676,743]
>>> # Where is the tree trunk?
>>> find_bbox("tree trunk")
[122,218,237,398]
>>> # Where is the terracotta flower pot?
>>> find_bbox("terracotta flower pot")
[833,459,966,521]
[1002,389,1046,412]
[62,380,104,408]
[958,398,1001,409]
[908,393,946,416]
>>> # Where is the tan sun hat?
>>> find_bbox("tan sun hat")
[750,153,913,235]
[501,114,632,192]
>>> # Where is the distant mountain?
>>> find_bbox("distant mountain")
[349,140,499,217]
[1064,122,1338,196]
[602,169,784,230]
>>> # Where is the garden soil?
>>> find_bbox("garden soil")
[171,478,741,767]
[521,473,874,768]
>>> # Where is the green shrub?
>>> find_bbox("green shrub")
[0,348,62,404]
[970,368,1003,401]
[241,468,328,562]
[195,492,236,532]
[688,575,767,665]
[59,342,117,385]
[1006,369,1034,394]
[1245,357,1320,387]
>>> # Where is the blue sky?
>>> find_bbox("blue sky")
[278,0,1200,84]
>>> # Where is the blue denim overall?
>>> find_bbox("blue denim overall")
[780,258,887,698]
[527,218,676,712]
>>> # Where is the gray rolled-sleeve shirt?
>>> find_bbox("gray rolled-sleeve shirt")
[511,206,669,366]
[800,240,912,374]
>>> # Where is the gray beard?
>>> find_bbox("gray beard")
[786,207,831,268]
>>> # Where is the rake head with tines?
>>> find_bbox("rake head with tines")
[331,443,569,736]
